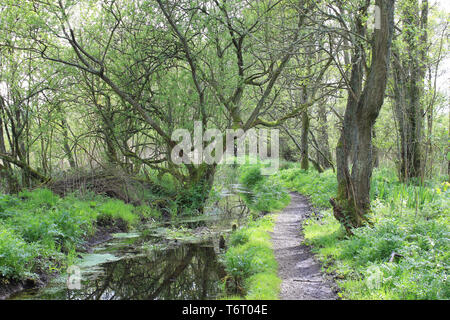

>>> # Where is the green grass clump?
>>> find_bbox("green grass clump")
[239,163,290,212]
[277,164,450,300]
[97,199,138,226]
[19,188,60,207]
[222,215,281,300]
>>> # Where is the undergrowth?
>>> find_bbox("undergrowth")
[0,188,151,283]
[221,215,281,299]
[221,161,290,300]
[239,162,290,213]
[276,166,449,300]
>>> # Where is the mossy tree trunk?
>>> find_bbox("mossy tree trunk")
[331,0,395,233]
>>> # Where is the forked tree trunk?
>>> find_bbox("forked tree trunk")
[331,0,395,233]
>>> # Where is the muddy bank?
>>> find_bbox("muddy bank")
[0,223,127,300]
[5,215,231,300]
[0,272,50,300]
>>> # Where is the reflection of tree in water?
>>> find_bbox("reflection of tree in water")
[66,244,225,300]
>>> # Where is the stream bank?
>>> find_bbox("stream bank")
[7,215,230,300]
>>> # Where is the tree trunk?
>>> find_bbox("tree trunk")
[300,86,309,170]
[317,103,332,169]
[61,119,77,169]
[332,0,395,233]
[300,110,310,170]
[392,0,428,182]
[373,128,380,168]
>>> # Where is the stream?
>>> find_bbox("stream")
[8,182,249,300]
[9,217,230,300]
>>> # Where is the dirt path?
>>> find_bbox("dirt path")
[271,192,337,300]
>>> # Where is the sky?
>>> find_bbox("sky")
[434,0,450,97]
[436,0,450,12]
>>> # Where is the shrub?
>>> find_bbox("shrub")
[0,224,36,280]
[240,166,263,188]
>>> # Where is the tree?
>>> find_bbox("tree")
[330,0,396,232]
[2,0,315,210]
[392,0,429,182]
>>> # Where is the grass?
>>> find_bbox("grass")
[0,188,148,283]
[222,215,281,300]
[239,162,291,213]
[220,161,290,300]
[276,165,450,300]
[97,199,138,226]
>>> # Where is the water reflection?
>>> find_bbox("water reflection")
[17,243,226,300]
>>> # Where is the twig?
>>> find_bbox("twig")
[292,279,322,283]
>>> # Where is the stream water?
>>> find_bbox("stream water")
[9,181,249,300]
[9,219,228,300]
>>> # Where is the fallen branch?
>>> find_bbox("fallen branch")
[0,153,48,182]
[388,251,403,263]
[292,278,322,283]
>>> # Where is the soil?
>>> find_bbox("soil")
[271,192,338,300]
[0,273,49,301]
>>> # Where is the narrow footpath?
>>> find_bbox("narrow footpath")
[271,192,337,300]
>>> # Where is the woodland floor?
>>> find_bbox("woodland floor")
[271,192,337,300]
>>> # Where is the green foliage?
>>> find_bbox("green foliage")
[275,168,337,208]
[0,188,152,283]
[175,182,210,216]
[19,188,60,207]
[219,162,290,299]
[222,215,281,300]
[0,224,36,280]
[135,205,161,220]
[277,164,450,300]
[97,199,138,227]
[229,229,250,247]
[239,163,290,213]
[240,166,264,188]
